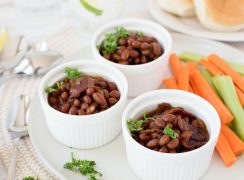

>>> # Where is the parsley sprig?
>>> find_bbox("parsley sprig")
[127,112,155,133]
[163,124,178,139]
[45,81,64,94]
[65,67,84,79]
[64,152,102,180]
[136,31,144,37]
[22,176,39,180]
[98,27,129,54]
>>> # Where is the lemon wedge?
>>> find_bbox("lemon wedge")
[0,27,8,52]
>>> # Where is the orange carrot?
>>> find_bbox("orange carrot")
[216,132,236,167]
[190,69,233,124]
[189,84,193,93]
[163,76,178,89]
[208,54,244,92]
[187,62,198,76]
[190,81,201,96]
[235,86,244,107]
[200,60,224,76]
[169,53,182,76]
[176,65,189,92]
[221,124,244,156]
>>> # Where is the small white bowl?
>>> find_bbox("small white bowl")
[122,90,220,180]
[39,60,128,149]
[92,19,172,97]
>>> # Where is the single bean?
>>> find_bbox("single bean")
[129,50,139,58]
[154,117,165,128]
[142,50,151,56]
[134,58,141,64]
[197,119,206,129]
[191,119,199,128]
[86,87,94,96]
[61,103,70,113]
[83,95,92,104]
[131,41,140,48]
[141,56,147,64]
[139,133,151,142]
[73,99,80,107]
[159,146,168,153]
[121,49,130,61]
[162,114,177,123]
[78,109,86,115]
[140,42,150,50]
[107,82,117,91]
[146,139,159,149]
[103,54,111,60]
[102,89,109,99]
[69,106,78,115]
[167,139,179,150]
[92,93,106,105]
[159,135,170,146]
[108,97,118,105]
[81,103,89,110]
[109,90,120,98]
[61,91,69,100]
[151,132,160,139]
[112,53,121,61]
[151,42,162,56]
[86,104,96,114]
[49,96,58,105]
[118,38,127,46]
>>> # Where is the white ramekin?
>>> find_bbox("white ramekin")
[39,60,128,149]
[92,19,172,97]
[122,90,220,180]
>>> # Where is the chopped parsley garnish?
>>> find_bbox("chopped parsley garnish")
[127,112,155,133]
[65,67,84,79]
[45,81,64,94]
[98,27,130,54]
[163,124,178,139]
[64,152,102,180]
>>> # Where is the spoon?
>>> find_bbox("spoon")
[0,41,63,84]
[7,95,30,180]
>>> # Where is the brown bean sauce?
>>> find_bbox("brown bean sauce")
[129,103,209,153]
[99,31,164,65]
[47,75,120,115]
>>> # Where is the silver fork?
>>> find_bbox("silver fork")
[7,95,30,180]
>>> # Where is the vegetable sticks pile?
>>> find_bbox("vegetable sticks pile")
[163,52,244,167]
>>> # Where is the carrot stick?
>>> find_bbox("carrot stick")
[200,60,224,76]
[186,62,198,76]
[216,132,236,167]
[163,76,178,89]
[221,124,244,156]
[190,80,201,96]
[169,53,182,76]
[176,65,189,92]
[190,70,233,124]
[235,86,244,107]
[208,54,244,92]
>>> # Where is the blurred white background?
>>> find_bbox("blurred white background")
[0,0,148,43]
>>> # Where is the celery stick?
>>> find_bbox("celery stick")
[179,51,244,75]
[179,51,207,63]
[80,0,103,16]
[228,62,244,76]
[200,69,215,89]
[213,75,244,141]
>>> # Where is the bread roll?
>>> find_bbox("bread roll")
[194,0,244,31]
[157,0,195,17]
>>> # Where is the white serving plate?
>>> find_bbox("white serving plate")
[28,33,244,180]
[148,0,244,42]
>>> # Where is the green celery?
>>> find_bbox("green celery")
[200,69,215,89]
[228,62,244,76]
[179,51,244,75]
[179,51,206,63]
[212,75,244,141]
